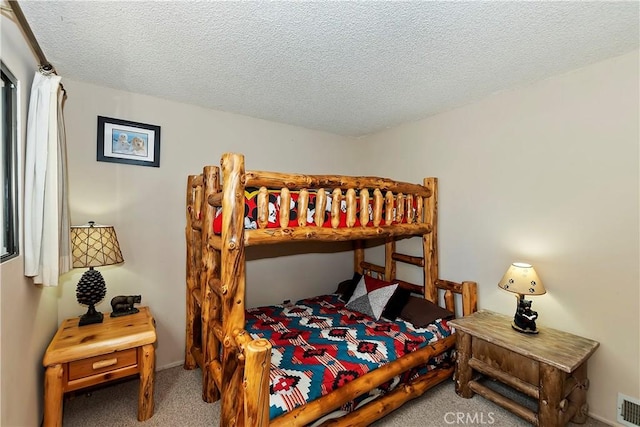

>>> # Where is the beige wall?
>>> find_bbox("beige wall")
[57,79,360,370]
[362,50,640,423]
[0,16,59,427]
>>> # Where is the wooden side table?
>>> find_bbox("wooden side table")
[42,306,157,427]
[449,310,599,427]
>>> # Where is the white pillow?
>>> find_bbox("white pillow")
[345,275,398,320]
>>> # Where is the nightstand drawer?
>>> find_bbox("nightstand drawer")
[68,348,137,380]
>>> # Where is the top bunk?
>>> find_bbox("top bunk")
[187,152,438,247]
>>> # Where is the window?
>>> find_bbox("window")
[2,63,18,262]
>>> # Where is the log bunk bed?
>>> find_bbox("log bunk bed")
[185,152,478,427]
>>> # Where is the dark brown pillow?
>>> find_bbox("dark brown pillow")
[399,296,454,328]
[381,287,411,320]
[335,272,362,302]
[335,279,353,299]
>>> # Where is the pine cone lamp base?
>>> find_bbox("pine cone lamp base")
[76,268,107,327]
[79,305,104,326]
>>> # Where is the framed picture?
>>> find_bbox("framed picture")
[97,116,161,167]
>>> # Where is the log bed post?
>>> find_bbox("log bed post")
[385,238,396,281]
[220,153,247,426]
[201,166,221,403]
[185,175,198,370]
[243,338,272,427]
[423,177,438,303]
[461,280,478,316]
[354,240,364,275]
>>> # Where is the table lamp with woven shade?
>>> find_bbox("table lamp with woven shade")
[71,221,124,326]
[498,262,546,334]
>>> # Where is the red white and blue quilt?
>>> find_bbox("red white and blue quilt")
[245,294,453,421]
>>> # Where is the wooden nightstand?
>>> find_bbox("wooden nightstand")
[42,306,157,427]
[449,310,599,427]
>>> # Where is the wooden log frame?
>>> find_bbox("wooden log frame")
[185,175,199,371]
[185,152,479,427]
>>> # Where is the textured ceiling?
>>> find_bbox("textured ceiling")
[17,1,640,137]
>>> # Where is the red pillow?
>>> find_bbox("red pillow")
[346,275,398,320]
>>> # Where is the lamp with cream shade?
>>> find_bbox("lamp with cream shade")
[498,262,546,334]
[71,221,124,326]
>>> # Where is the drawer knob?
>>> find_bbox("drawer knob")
[92,358,118,369]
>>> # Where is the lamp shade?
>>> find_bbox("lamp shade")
[497,262,545,296]
[71,222,124,268]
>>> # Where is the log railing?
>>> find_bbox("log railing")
[244,171,431,196]
[203,155,434,248]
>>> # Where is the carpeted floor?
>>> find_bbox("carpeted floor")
[62,366,610,426]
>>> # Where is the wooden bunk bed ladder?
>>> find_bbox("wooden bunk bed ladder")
[209,153,275,426]
[185,166,226,404]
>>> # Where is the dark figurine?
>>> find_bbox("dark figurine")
[110,295,142,317]
[512,298,539,334]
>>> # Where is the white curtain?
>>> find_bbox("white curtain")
[57,86,71,274]
[24,71,71,286]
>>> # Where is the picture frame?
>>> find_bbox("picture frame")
[97,116,161,167]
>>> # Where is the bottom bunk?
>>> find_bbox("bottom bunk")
[186,271,477,427]
[247,292,456,426]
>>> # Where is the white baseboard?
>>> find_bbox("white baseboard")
[587,411,616,426]
[157,360,185,371]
